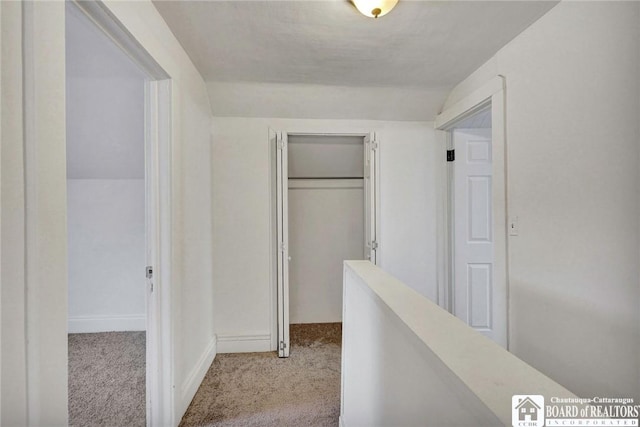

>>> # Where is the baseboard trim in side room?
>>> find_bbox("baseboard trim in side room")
[216,334,272,353]
[180,335,218,415]
[68,314,146,333]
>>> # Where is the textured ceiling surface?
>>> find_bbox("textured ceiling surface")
[153,0,557,88]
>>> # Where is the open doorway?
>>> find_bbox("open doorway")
[65,2,172,424]
[273,132,378,357]
[435,77,508,348]
[66,3,147,424]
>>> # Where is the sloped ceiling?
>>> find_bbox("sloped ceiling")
[66,4,146,179]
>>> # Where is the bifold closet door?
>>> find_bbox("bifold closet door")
[275,131,290,357]
[364,134,378,264]
[276,133,374,356]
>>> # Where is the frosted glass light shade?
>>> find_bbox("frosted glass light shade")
[352,0,399,18]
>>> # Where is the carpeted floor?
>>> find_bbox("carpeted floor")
[180,323,342,427]
[68,331,146,427]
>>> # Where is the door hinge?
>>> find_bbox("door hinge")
[279,341,287,350]
[371,140,379,151]
[280,242,286,252]
[447,149,455,162]
[371,241,378,250]
[277,134,285,150]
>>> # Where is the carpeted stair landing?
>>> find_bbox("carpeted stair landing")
[180,323,342,427]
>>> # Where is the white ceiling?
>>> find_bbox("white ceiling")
[153,0,557,88]
[452,107,491,129]
[66,4,147,179]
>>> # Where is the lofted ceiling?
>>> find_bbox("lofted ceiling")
[66,3,146,179]
[153,0,558,88]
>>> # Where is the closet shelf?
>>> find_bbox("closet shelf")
[288,178,364,190]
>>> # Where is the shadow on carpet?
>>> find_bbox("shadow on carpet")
[180,323,342,427]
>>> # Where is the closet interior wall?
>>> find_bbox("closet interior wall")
[287,135,365,324]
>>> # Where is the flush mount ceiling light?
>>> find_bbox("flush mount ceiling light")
[351,0,399,19]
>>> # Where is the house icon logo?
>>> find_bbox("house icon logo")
[512,395,544,427]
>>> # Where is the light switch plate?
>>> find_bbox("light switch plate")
[509,216,519,236]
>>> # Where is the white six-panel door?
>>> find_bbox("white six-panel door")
[453,128,499,343]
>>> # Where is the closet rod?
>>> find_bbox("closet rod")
[288,177,364,180]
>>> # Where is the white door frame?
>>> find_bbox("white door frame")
[434,76,509,348]
[271,131,380,356]
[67,2,173,425]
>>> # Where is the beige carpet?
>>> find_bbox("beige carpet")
[68,331,146,427]
[180,323,342,427]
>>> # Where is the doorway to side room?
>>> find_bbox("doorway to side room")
[450,108,498,340]
[65,2,172,425]
[435,82,508,348]
[274,133,378,357]
[66,4,147,424]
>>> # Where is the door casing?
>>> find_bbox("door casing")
[434,76,509,349]
[67,2,173,424]
[271,131,380,357]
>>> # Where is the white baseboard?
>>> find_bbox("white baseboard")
[339,415,347,427]
[180,335,217,414]
[216,334,272,353]
[68,314,146,333]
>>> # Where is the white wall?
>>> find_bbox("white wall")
[1,0,215,423]
[441,1,640,399]
[100,1,216,419]
[65,2,146,180]
[0,6,3,422]
[211,117,436,352]
[342,263,499,427]
[288,135,364,178]
[289,181,364,323]
[288,136,365,324]
[207,82,450,122]
[341,261,575,427]
[66,5,147,333]
[0,2,28,423]
[0,2,68,424]
[67,180,146,332]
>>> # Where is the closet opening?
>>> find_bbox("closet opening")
[274,132,378,358]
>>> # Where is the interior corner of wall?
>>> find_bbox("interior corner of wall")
[179,333,217,417]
